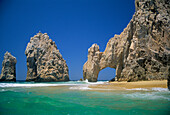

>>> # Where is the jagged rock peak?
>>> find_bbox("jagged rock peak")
[0,52,17,81]
[25,32,69,82]
[83,0,170,82]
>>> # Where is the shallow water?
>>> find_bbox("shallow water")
[0,81,169,115]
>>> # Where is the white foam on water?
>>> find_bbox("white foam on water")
[87,81,107,85]
[0,79,107,90]
[69,85,116,91]
[84,79,89,83]
[77,79,107,84]
[0,83,79,88]
[124,91,170,101]
[0,80,106,88]
[69,85,91,90]
[126,88,149,91]
[0,89,6,92]
[151,88,169,92]
[69,80,107,90]
[126,87,169,92]
[0,88,19,92]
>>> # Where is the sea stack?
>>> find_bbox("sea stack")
[83,0,170,82]
[0,52,17,81]
[25,32,69,82]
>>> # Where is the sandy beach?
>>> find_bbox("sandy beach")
[89,80,167,90]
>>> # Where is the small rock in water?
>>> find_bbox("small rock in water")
[0,52,17,82]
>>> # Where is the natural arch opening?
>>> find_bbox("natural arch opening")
[98,67,116,81]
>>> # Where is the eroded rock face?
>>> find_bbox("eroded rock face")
[83,0,170,82]
[0,52,16,81]
[25,32,69,82]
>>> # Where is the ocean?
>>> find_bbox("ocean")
[0,81,169,115]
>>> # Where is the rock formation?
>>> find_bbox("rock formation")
[0,52,17,81]
[25,32,69,82]
[83,0,170,82]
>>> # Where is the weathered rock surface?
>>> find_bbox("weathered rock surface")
[83,0,170,82]
[25,32,69,82]
[0,52,17,81]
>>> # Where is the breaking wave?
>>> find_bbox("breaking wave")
[0,80,107,88]
[0,83,76,87]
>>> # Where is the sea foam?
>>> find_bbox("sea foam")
[0,83,78,87]
[69,85,91,90]
[124,91,170,101]
[151,88,169,92]
[126,88,149,91]
[0,80,106,88]
[126,87,169,92]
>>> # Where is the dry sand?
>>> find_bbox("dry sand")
[89,80,167,90]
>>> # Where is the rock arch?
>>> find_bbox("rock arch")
[83,0,170,82]
[83,39,125,82]
[98,67,116,81]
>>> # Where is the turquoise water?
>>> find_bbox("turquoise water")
[0,81,169,115]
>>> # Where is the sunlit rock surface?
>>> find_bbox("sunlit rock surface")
[0,52,16,81]
[83,0,170,82]
[25,32,69,82]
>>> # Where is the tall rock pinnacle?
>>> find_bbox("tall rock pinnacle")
[25,32,69,82]
[83,0,170,82]
[0,52,17,81]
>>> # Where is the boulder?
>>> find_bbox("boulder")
[83,0,170,82]
[25,32,69,82]
[0,52,17,81]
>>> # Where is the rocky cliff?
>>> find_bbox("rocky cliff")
[83,0,170,82]
[25,32,69,82]
[0,52,17,81]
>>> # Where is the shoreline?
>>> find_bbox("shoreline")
[0,80,168,91]
[89,80,167,91]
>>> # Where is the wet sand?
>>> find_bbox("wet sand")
[89,80,167,90]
